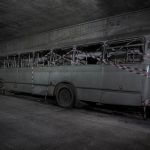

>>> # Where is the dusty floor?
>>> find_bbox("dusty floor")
[0,95,150,150]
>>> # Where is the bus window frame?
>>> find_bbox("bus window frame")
[105,37,145,64]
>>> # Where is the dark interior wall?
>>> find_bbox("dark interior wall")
[0,9,150,55]
[0,0,150,41]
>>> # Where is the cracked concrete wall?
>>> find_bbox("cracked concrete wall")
[0,9,150,56]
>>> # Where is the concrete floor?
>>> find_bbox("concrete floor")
[0,95,150,150]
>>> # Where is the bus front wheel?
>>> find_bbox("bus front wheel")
[55,84,75,108]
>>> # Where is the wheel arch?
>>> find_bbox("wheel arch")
[53,81,76,97]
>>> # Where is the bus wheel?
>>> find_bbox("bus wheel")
[56,84,75,108]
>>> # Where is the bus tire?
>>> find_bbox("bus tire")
[55,83,75,108]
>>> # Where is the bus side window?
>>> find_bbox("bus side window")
[106,38,144,64]
[76,43,104,65]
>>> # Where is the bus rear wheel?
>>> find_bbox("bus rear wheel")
[56,84,75,108]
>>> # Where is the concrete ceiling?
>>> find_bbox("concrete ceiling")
[0,0,150,41]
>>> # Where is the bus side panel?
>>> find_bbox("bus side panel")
[50,65,103,102]
[50,67,72,86]
[32,67,50,95]
[141,77,150,105]
[102,65,142,92]
[76,88,101,102]
[71,66,102,102]
[101,65,142,106]
[17,68,32,93]
[0,69,7,81]
[49,67,76,96]
[0,68,18,91]
[101,92,141,106]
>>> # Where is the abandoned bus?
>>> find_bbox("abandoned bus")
[0,36,150,110]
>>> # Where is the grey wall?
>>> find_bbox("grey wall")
[0,9,150,56]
